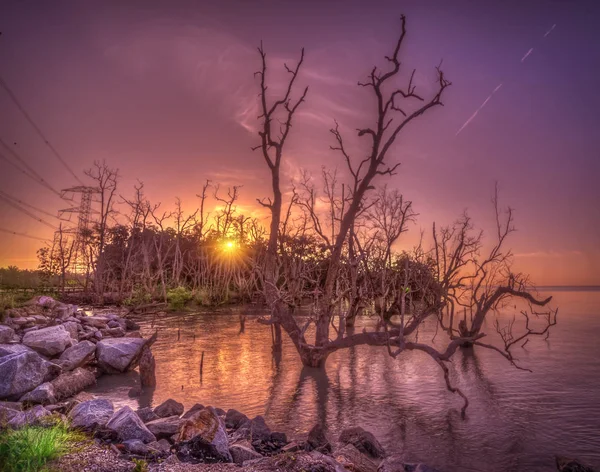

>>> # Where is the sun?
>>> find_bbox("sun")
[222,240,237,253]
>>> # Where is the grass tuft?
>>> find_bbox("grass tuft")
[0,421,85,472]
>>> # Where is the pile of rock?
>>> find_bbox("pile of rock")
[0,296,154,410]
[31,394,441,472]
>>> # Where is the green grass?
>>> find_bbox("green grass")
[0,421,85,472]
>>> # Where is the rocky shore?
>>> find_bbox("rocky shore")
[0,297,595,472]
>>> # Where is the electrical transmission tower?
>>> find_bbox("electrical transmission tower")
[58,186,100,274]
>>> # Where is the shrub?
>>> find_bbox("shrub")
[132,458,148,472]
[123,286,152,307]
[0,292,17,310]
[0,421,85,472]
[167,286,193,311]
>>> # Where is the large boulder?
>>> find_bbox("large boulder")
[0,325,15,343]
[339,426,386,459]
[154,398,184,418]
[22,325,73,357]
[50,367,96,401]
[19,382,56,405]
[177,407,232,462]
[145,416,184,438]
[225,408,249,429]
[182,403,205,419]
[0,344,33,358]
[69,398,114,430]
[58,340,96,371]
[106,406,156,443]
[0,351,61,400]
[96,337,146,373]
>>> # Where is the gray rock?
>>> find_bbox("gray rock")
[339,426,386,459]
[239,415,271,443]
[62,321,80,341]
[182,403,205,419]
[0,351,61,400]
[123,439,149,455]
[556,456,595,472]
[0,344,33,358]
[0,401,22,410]
[154,398,184,418]
[334,444,378,472]
[107,320,122,329]
[177,407,232,462]
[225,408,249,429]
[22,325,73,357]
[308,423,332,453]
[69,398,114,430]
[106,405,156,443]
[136,407,159,423]
[0,405,22,424]
[0,325,15,343]
[96,337,146,373]
[7,405,52,428]
[82,316,109,329]
[19,382,56,405]
[58,340,96,371]
[145,415,184,438]
[50,367,96,401]
[101,327,126,338]
[230,444,262,465]
[149,438,172,454]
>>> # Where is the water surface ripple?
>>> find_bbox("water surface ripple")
[88,290,600,471]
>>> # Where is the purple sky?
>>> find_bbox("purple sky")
[1,0,599,285]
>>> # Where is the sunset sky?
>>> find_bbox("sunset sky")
[1,0,599,285]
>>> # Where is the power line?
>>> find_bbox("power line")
[0,190,60,220]
[0,194,57,230]
[0,138,63,198]
[0,226,51,242]
[0,74,83,184]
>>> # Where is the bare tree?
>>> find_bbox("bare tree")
[252,42,308,351]
[85,160,119,300]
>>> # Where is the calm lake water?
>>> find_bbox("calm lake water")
[87,289,600,471]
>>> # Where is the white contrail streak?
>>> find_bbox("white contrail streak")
[455,83,502,136]
[521,48,534,62]
[455,24,557,136]
[544,24,556,38]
